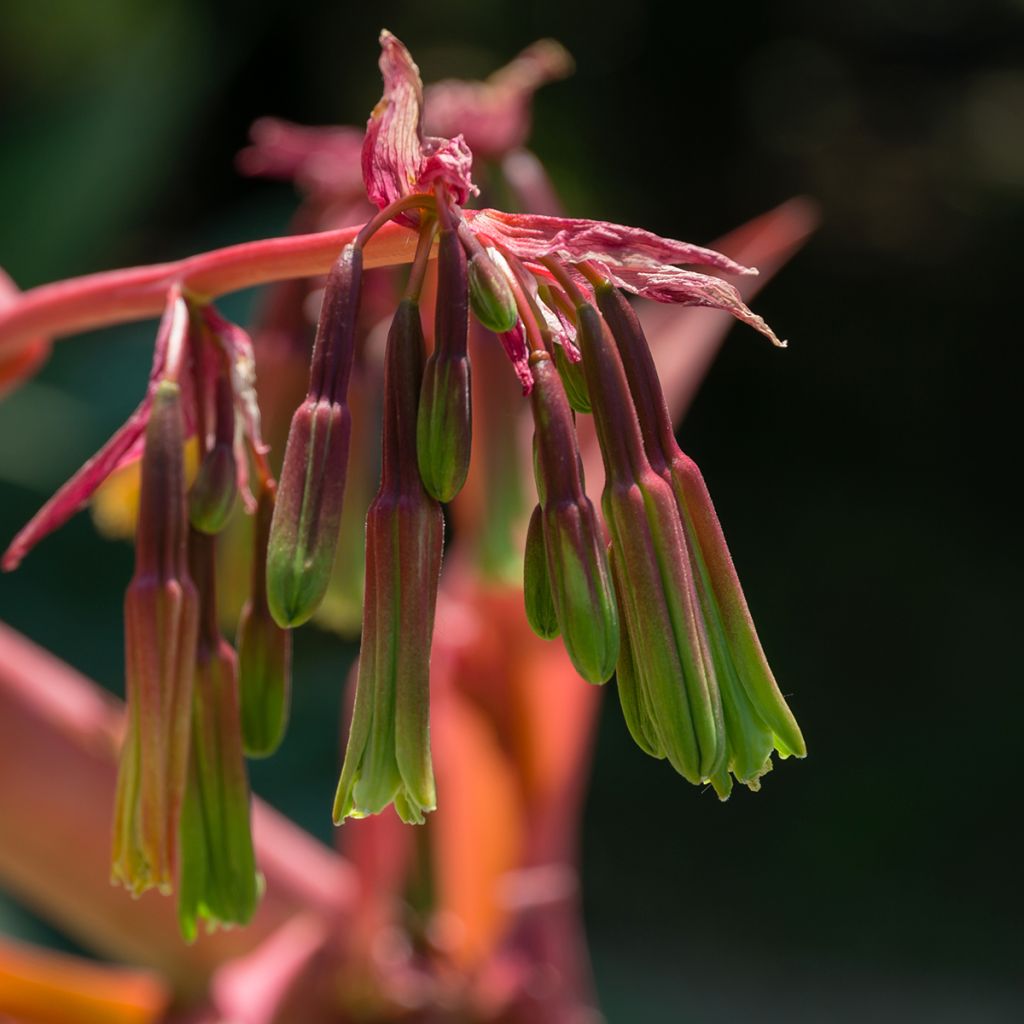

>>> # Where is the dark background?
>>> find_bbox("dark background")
[1,1,1022,1020]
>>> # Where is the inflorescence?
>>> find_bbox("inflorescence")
[1,30,805,939]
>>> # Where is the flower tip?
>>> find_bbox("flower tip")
[467,253,519,334]
[188,443,237,534]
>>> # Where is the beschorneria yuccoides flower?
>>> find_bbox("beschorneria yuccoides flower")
[2,28,805,933]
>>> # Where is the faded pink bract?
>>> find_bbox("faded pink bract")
[362,30,477,215]
[423,39,574,160]
[464,209,757,276]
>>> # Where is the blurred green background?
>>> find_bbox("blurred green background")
[1,0,1022,1020]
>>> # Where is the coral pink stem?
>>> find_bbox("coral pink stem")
[0,221,420,357]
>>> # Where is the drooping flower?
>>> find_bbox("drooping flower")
[571,293,726,784]
[334,297,443,824]
[111,292,198,895]
[265,245,362,627]
[177,529,260,940]
[593,279,805,794]
[527,350,618,684]
[3,282,277,923]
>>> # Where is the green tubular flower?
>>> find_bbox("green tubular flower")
[178,531,260,941]
[529,351,618,684]
[334,299,443,825]
[574,300,725,784]
[112,378,199,896]
[237,485,293,757]
[552,339,591,414]
[417,225,472,502]
[595,281,805,792]
[523,502,560,640]
[267,244,363,627]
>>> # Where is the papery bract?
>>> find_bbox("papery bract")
[424,39,573,160]
[362,30,476,218]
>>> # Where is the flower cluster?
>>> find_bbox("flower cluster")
[2,29,805,938]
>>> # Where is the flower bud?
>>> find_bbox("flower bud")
[595,281,805,790]
[467,251,519,334]
[552,339,591,414]
[266,398,349,626]
[238,486,293,757]
[112,380,199,896]
[189,375,237,534]
[529,352,618,684]
[266,245,362,627]
[189,445,236,534]
[178,633,260,941]
[334,300,443,825]
[417,227,472,501]
[575,301,725,783]
[315,360,381,637]
[523,503,559,640]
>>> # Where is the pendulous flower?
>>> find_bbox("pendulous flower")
[594,279,805,794]
[351,28,799,786]
[570,294,726,785]
[528,350,618,683]
[266,244,362,627]
[177,532,260,940]
[334,296,444,825]
[112,293,199,895]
